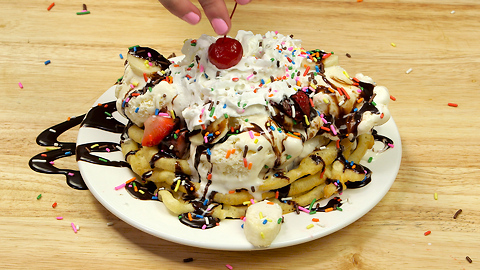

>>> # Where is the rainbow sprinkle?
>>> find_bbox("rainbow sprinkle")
[298,206,310,214]
[114,183,126,190]
[71,223,78,233]
[47,2,55,11]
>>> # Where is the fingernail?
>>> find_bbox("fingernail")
[236,0,250,4]
[182,12,200,25]
[211,18,229,35]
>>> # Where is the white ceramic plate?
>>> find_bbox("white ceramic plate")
[77,85,402,251]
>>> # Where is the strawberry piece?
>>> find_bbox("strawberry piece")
[290,91,311,118]
[141,115,175,147]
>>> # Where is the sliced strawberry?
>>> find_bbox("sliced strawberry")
[290,91,311,117]
[141,115,175,147]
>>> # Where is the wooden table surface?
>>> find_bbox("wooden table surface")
[1,0,479,269]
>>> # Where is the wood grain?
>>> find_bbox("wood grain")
[1,0,480,269]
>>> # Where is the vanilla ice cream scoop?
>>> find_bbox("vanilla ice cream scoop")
[244,200,283,247]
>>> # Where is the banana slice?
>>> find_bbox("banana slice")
[323,53,339,68]
[126,46,171,76]
[244,200,283,247]
[127,51,163,76]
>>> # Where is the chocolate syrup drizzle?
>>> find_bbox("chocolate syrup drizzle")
[128,46,171,70]
[179,200,220,229]
[29,100,128,190]
[29,114,87,189]
[315,197,343,212]
[125,180,158,200]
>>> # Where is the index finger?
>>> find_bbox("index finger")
[158,0,202,25]
[199,0,231,35]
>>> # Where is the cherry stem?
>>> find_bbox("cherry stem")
[224,2,238,38]
[230,2,238,20]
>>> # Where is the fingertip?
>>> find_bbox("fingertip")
[182,11,201,25]
[236,0,251,5]
[211,18,229,35]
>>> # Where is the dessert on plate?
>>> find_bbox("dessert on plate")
[115,30,391,247]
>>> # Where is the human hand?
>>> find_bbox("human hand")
[158,0,252,35]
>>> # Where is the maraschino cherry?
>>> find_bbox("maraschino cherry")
[207,2,243,69]
[208,37,243,69]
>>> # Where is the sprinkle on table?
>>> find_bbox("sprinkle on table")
[44,60,51,65]
[405,68,413,74]
[71,222,78,233]
[434,193,438,200]
[18,82,23,89]
[47,2,55,11]
[76,11,90,15]
[52,202,57,208]
[448,103,458,107]
[183,258,194,263]
[466,256,473,263]
[36,194,42,200]
[424,230,431,236]
[453,209,462,219]
[225,264,233,270]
